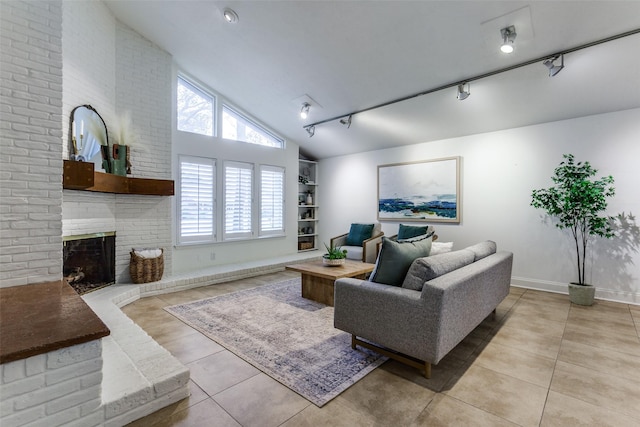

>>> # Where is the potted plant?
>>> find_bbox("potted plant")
[531,154,615,305]
[323,242,347,266]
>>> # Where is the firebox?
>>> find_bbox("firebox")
[63,232,116,295]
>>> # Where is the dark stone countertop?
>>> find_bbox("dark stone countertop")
[0,280,110,364]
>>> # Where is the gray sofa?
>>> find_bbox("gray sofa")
[333,241,513,378]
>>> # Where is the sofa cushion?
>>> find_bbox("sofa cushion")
[342,245,363,261]
[397,224,432,240]
[466,240,497,261]
[402,249,475,291]
[345,223,375,246]
[370,235,432,287]
[430,241,453,255]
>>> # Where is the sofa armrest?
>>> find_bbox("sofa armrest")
[362,232,384,263]
[334,278,440,361]
[330,233,348,248]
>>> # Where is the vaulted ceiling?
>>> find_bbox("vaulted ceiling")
[104,1,640,159]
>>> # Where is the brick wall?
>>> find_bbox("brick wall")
[0,0,64,287]
[0,340,104,427]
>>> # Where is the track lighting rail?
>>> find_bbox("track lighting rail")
[303,28,640,132]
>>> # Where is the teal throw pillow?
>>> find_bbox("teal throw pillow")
[369,235,433,287]
[345,223,374,246]
[397,224,430,240]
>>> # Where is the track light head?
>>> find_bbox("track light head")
[223,8,239,24]
[339,115,352,128]
[456,83,470,101]
[543,54,564,77]
[500,26,516,54]
[305,125,315,137]
[300,102,310,120]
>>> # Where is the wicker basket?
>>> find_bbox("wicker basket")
[298,242,314,250]
[129,248,164,284]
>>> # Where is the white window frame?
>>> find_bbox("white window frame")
[177,75,216,137]
[177,156,216,244]
[223,161,254,240]
[259,165,285,237]
[222,104,284,149]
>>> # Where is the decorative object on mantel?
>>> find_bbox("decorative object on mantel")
[69,105,111,173]
[323,242,347,266]
[129,247,164,284]
[112,111,136,175]
[111,144,127,177]
[531,154,616,306]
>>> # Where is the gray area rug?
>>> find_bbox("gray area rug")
[164,279,386,407]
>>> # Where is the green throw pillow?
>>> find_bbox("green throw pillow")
[397,224,430,240]
[370,235,433,286]
[345,223,374,246]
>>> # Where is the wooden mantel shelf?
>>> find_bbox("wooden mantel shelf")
[63,160,174,196]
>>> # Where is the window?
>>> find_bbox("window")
[260,165,285,236]
[178,157,215,244]
[177,76,215,136]
[224,161,253,239]
[222,105,284,148]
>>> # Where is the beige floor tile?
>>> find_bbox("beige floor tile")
[550,360,640,420]
[143,316,200,345]
[488,323,563,359]
[498,310,566,339]
[567,307,637,337]
[126,381,210,427]
[188,350,260,397]
[519,289,569,306]
[137,398,241,427]
[570,299,633,321]
[157,288,212,306]
[508,298,570,323]
[161,331,225,365]
[337,368,435,426]
[446,332,485,361]
[508,286,527,296]
[471,341,556,388]
[213,373,310,427]
[444,364,548,427]
[380,355,465,393]
[558,339,640,382]
[541,390,640,427]
[412,394,518,427]
[562,323,640,357]
[280,398,375,427]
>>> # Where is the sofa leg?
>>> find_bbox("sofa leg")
[492,308,497,320]
[351,335,432,379]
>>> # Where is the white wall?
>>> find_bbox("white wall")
[319,108,640,304]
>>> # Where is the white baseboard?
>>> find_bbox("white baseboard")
[511,276,640,306]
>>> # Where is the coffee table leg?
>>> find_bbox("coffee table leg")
[301,274,335,306]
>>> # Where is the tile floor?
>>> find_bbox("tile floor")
[123,271,640,427]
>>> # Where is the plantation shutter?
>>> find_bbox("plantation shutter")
[260,165,285,236]
[179,156,215,243]
[224,161,253,239]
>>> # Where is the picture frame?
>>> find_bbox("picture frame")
[377,156,460,223]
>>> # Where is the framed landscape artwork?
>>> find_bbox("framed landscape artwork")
[378,156,460,223]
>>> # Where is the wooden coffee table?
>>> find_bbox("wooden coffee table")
[286,259,375,306]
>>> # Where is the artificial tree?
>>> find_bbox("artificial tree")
[531,154,615,298]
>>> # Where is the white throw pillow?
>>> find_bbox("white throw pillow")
[430,241,453,256]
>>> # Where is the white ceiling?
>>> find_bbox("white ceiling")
[103,1,640,159]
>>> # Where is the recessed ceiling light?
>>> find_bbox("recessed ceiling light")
[223,8,239,24]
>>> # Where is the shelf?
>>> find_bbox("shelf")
[298,205,318,208]
[298,233,318,237]
[298,219,318,222]
[63,160,174,196]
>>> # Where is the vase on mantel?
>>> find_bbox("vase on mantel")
[111,144,127,177]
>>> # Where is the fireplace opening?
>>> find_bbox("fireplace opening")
[63,232,116,295]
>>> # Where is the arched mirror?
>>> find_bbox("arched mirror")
[69,105,110,172]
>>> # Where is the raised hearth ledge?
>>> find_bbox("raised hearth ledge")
[80,251,320,425]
